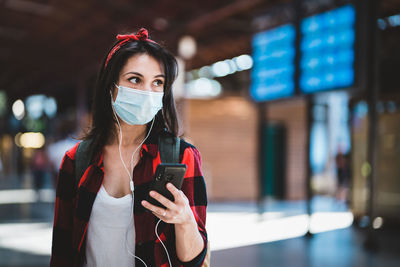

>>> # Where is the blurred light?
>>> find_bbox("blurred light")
[378,13,400,30]
[0,90,7,116]
[12,99,25,120]
[198,66,212,78]
[372,217,383,229]
[329,92,351,155]
[234,55,253,70]
[14,132,22,147]
[18,132,45,148]
[26,94,45,119]
[310,122,329,173]
[191,53,253,82]
[178,35,197,60]
[361,162,371,178]
[388,14,400,27]
[208,212,307,251]
[0,189,54,204]
[208,211,353,251]
[310,212,354,233]
[186,78,222,99]
[44,97,57,118]
[226,59,238,75]
[0,222,52,256]
[359,216,370,228]
[377,19,387,30]
[354,101,368,118]
[212,61,231,77]
[387,101,397,113]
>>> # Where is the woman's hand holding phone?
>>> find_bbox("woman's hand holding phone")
[141,163,195,225]
[141,183,196,226]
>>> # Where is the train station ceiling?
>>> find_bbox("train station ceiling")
[1,0,286,102]
[1,0,399,104]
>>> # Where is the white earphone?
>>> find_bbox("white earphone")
[111,94,172,266]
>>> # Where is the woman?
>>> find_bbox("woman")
[50,28,208,267]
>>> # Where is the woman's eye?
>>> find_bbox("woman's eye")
[153,80,164,86]
[129,77,140,84]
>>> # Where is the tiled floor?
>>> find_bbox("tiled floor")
[0,174,399,267]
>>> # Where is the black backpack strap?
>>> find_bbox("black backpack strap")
[75,139,94,189]
[158,135,180,163]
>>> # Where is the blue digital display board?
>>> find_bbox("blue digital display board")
[300,5,356,93]
[251,24,296,101]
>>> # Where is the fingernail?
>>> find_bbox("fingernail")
[150,191,155,196]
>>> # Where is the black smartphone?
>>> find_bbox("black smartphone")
[146,163,187,209]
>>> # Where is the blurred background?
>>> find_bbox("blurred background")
[1,0,400,266]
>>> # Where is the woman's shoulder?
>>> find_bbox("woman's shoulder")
[63,141,81,161]
[179,138,196,150]
[179,138,200,154]
[179,138,203,166]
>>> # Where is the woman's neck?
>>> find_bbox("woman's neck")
[110,122,147,147]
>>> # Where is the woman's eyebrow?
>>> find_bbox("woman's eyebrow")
[124,71,143,77]
[123,72,165,79]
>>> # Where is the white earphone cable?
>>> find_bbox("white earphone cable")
[111,92,150,266]
[155,219,172,267]
[111,91,171,266]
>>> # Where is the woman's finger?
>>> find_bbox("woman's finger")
[166,183,183,203]
[141,200,170,216]
[148,190,176,210]
[152,211,163,219]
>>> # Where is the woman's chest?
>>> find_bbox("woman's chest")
[102,150,141,198]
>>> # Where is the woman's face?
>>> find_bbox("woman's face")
[114,53,165,98]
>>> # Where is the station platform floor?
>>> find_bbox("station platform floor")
[0,174,399,267]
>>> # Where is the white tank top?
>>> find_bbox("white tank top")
[83,184,135,267]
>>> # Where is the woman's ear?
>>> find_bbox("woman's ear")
[110,84,118,101]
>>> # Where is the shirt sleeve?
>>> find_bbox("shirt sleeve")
[50,151,76,267]
[180,146,208,267]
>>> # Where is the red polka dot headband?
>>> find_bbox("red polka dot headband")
[104,28,157,68]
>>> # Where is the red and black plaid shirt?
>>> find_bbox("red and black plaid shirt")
[50,135,208,267]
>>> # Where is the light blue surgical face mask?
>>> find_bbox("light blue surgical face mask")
[111,84,163,125]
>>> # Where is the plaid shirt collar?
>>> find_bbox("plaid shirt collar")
[91,140,159,171]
